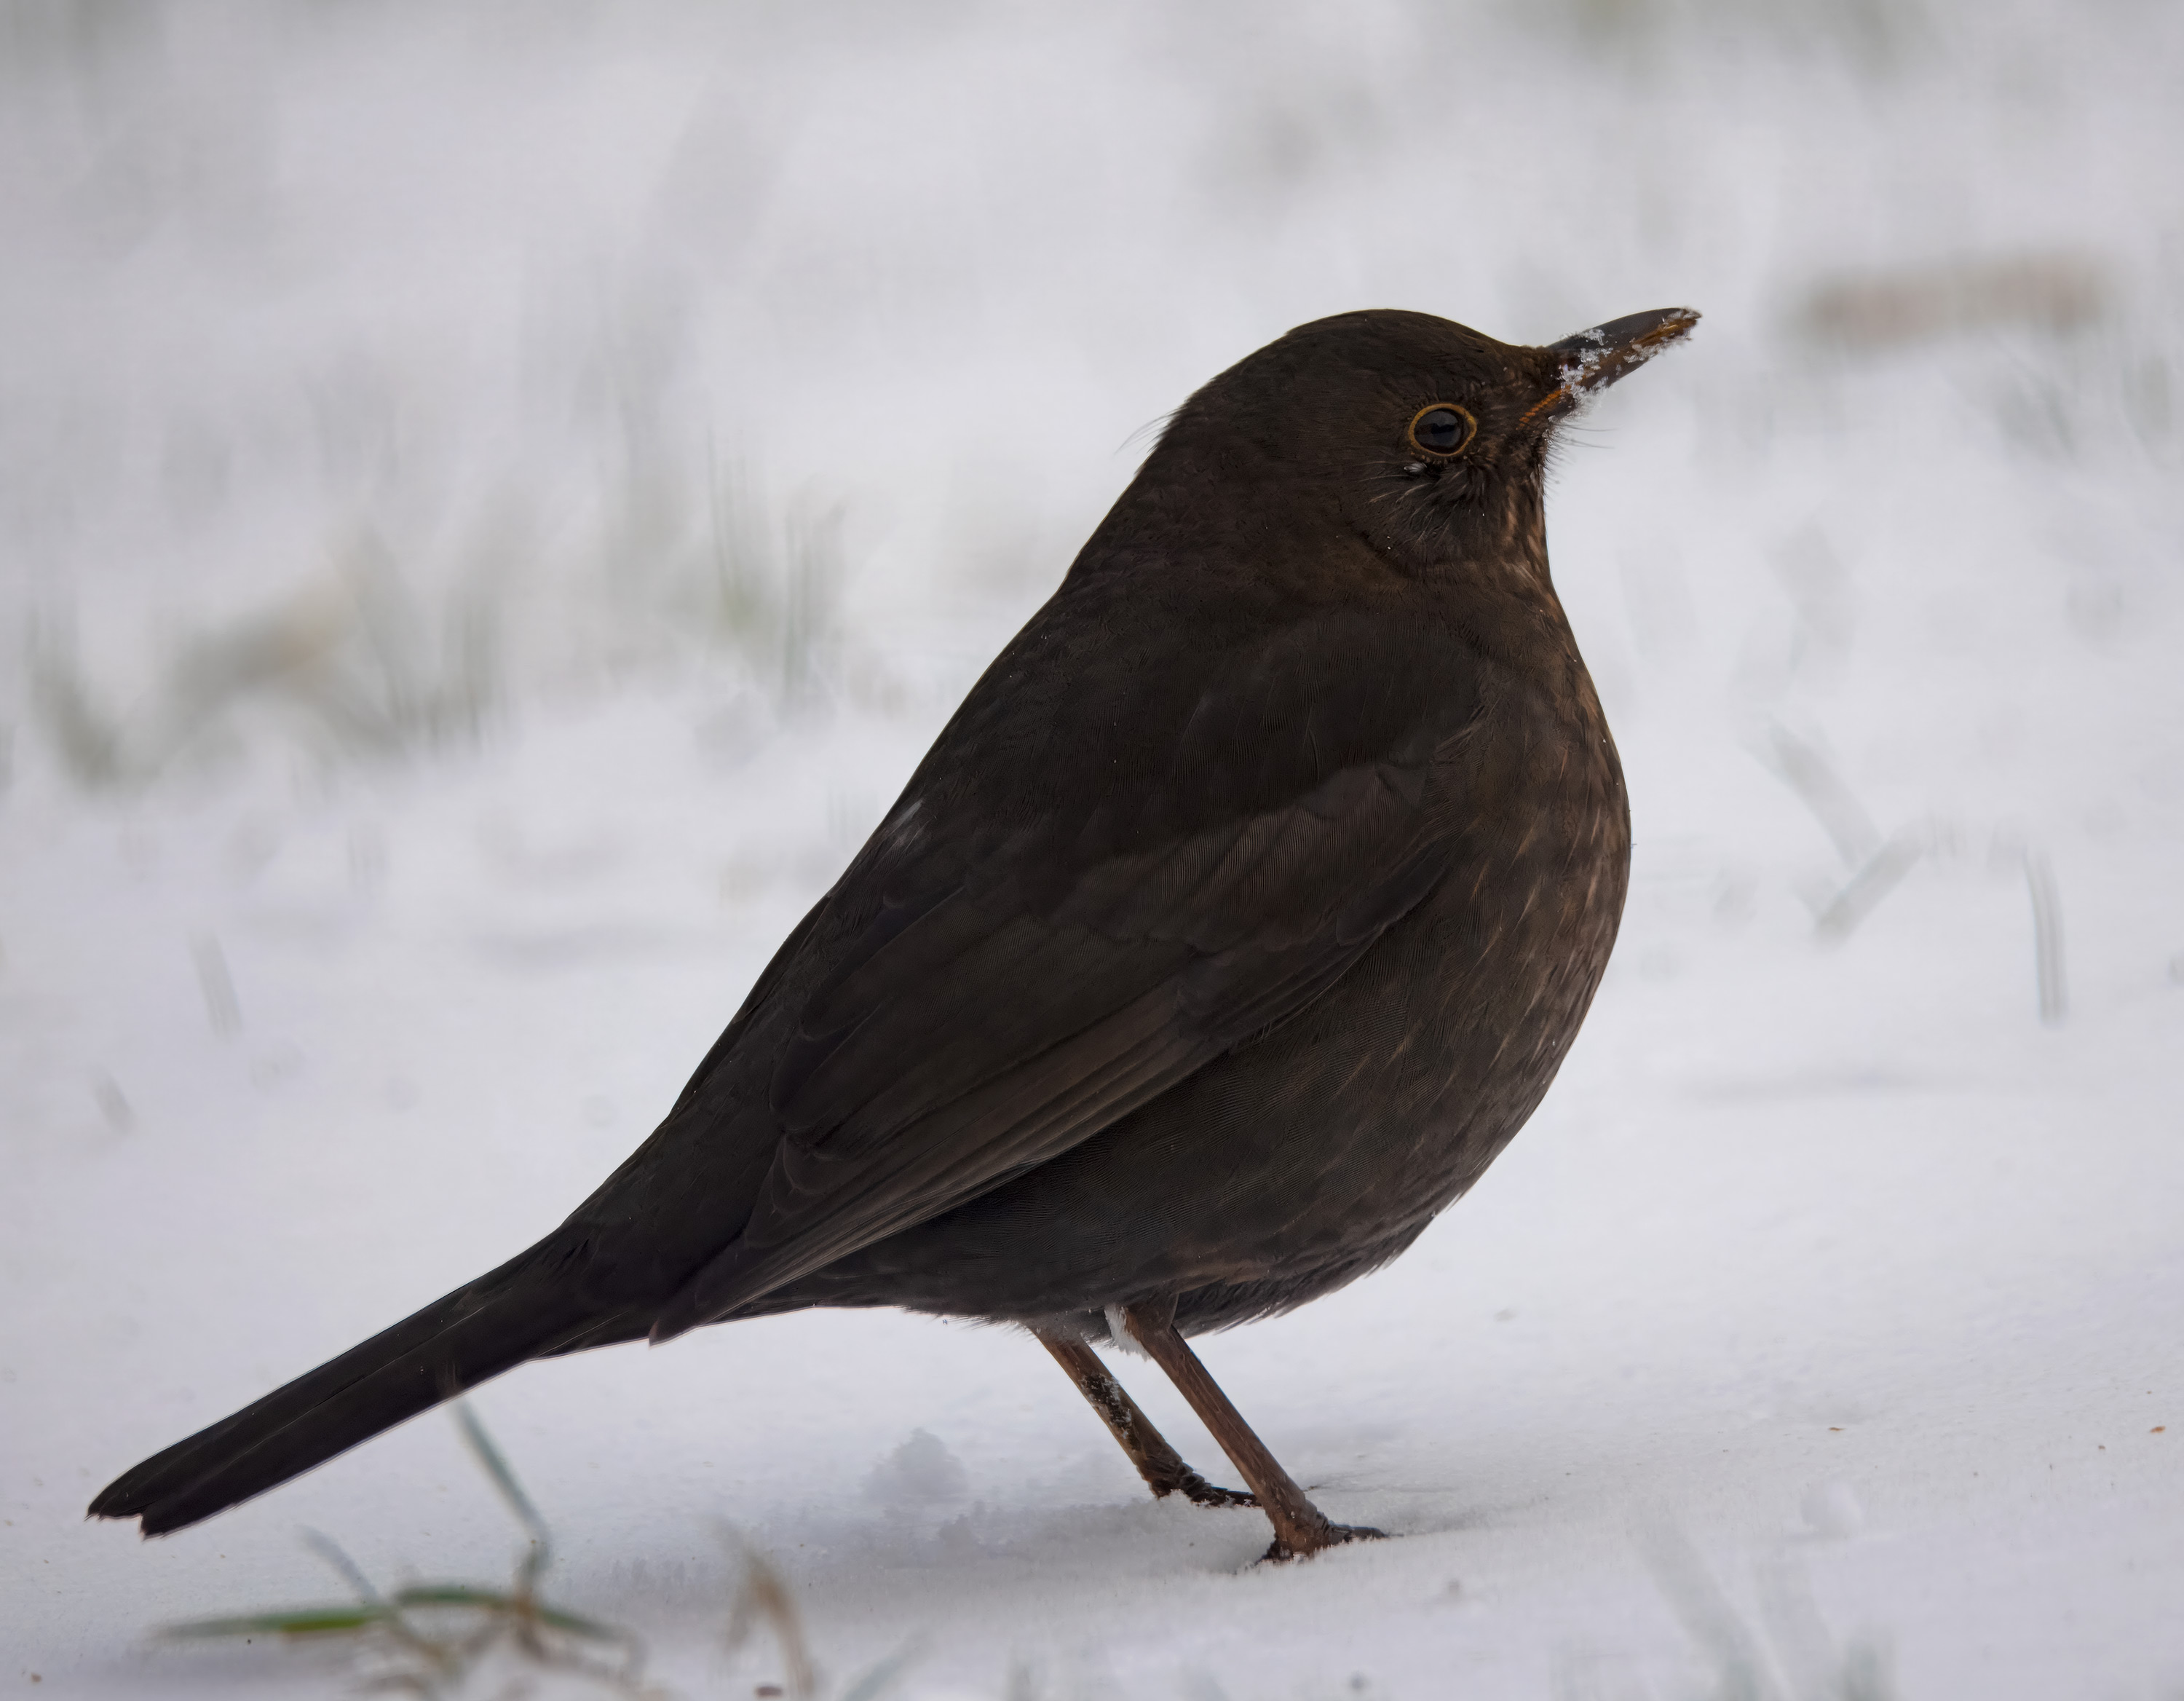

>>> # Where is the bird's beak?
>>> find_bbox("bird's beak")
[1522,306,1701,426]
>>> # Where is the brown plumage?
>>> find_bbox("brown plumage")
[91,304,1697,1559]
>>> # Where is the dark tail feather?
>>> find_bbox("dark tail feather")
[89,1247,604,1536]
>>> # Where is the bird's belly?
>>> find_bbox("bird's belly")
[779,750,1631,1328]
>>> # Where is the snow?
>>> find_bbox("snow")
[3,4,2181,1697]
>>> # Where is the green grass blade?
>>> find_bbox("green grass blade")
[301,1527,386,1604]
[389,1584,518,1611]
[839,1638,924,1701]
[163,1605,394,1639]
[526,1603,631,1641]
[387,1583,627,1643]
[450,1402,552,1570]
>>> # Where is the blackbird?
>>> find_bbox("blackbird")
[92,304,1697,1560]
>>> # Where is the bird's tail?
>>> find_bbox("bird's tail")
[88,1241,608,1536]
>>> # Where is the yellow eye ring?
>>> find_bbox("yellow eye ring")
[1406,403,1478,459]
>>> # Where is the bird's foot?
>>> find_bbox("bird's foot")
[1163,1467,1258,1510]
[1260,1520,1387,1563]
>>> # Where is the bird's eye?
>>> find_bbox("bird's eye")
[1406,403,1477,459]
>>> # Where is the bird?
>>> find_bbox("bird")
[92,304,1698,1561]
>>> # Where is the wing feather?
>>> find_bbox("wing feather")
[643,602,1489,1338]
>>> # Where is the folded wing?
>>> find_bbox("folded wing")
[649,604,1484,1336]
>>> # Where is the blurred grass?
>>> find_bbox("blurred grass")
[1626,1522,1899,1701]
[164,1403,654,1697]
[6,0,2175,805]
[157,1404,943,1700]
[7,0,2172,746]
[19,458,842,792]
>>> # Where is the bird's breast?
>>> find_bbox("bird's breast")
[1406,666,1626,1136]
[1260,650,1629,1227]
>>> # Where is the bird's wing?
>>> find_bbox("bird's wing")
[647,601,1487,1336]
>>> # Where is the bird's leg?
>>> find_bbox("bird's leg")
[1035,1330,1257,1508]
[1118,1301,1384,1562]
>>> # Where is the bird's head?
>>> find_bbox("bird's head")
[1142,305,1698,590]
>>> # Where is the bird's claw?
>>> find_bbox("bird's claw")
[1166,1469,1258,1509]
[1260,1521,1387,1563]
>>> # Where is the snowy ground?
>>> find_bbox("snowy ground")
[4,4,2182,1697]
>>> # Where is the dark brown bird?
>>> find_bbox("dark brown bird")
[91,304,1697,1560]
